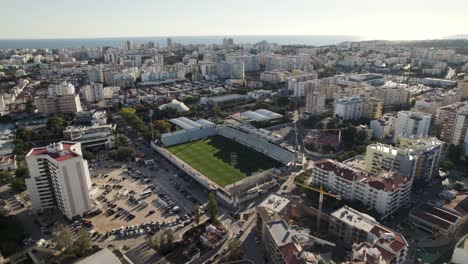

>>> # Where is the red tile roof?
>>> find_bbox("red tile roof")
[370,224,407,258]
[279,242,306,264]
[314,159,365,181]
[365,171,411,192]
[410,206,461,230]
[443,195,468,217]
[27,142,78,162]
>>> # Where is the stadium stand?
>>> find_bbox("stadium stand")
[218,125,295,165]
[162,118,217,146]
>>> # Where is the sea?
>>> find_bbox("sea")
[0,35,362,49]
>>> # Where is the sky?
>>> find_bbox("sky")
[2,0,467,40]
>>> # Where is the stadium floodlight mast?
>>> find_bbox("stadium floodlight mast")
[149,109,154,141]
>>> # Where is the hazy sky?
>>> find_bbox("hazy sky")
[2,0,467,40]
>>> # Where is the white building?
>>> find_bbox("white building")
[369,113,396,140]
[35,94,82,115]
[48,81,76,96]
[311,159,412,218]
[25,142,92,220]
[81,83,104,103]
[451,107,468,146]
[365,137,444,183]
[330,206,408,264]
[393,111,431,142]
[334,96,363,121]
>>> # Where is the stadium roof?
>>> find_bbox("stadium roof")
[240,109,283,122]
[207,94,246,103]
[169,117,214,129]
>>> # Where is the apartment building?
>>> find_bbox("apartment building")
[371,84,410,107]
[87,67,104,83]
[334,96,363,121]
[310,159,412,217]
[361,97,383,120]
[305,90,326,116]
[436,102,468,140]
[287,72,319,94]
[81,82,104,103]
[369,113,396,140]
[393,111,431,143]
[256,194,335,264]
[329,206,408,264]
[365,137,444,183]
[35,94,82,115]
[260,70,288,84]
[47,81,75,96]
[451,108,468,146]
[398,136,445,181]
[458,75,468,98]
[25,142,92,220]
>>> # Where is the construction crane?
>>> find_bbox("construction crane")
[286,108,343,231]
[295,182,341,232]
[274,173,341,232]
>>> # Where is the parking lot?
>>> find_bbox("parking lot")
[85,165,194,240]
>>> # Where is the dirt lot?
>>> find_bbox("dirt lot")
[87,167,180,233]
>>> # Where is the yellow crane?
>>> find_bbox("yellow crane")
[275,173,341,232]
[294,182,341,232]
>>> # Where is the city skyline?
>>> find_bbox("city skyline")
[2,0,467,41]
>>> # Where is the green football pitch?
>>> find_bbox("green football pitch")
[167,136,280,187]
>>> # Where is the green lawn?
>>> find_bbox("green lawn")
[167,136,280,187]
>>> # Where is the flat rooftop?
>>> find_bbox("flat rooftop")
[259,194,290,214]
[331,206,377,233]
[368,143,398,156]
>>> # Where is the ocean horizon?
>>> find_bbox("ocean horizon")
[0,35,362,49]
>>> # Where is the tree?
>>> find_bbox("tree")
[47,117,67,138]
[116,146,135,161]
[225,238,242,261]
[9,178,26,193]
[15,167,29,178]
[0,214,24,257]
[208,192,218,223]
[341,125,356,146]
[159,231,169,254]
[355,129,369,145]
[212,106,222,118]
[53,224,74,254]
[82,151,94,161]
[326,119,337,129]
[441,160,455,170]
[153,120,171,134]
[147,235,160,252]
[73,228,92,258]
[166,229,174,248]
[0,171,11,181]
[25,100,35,113]
[115,134,128,147]
[194,204,201,227]
[315,122,324,129]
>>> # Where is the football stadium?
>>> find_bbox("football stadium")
[152,116,300,206]
[167,135,281,187]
